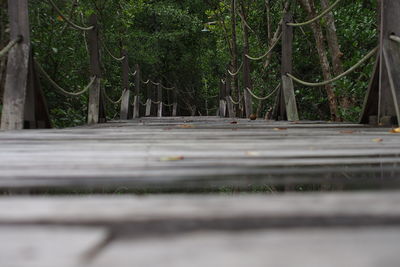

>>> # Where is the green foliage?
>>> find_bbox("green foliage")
[20,0,378,126]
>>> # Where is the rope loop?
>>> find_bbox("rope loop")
[288,47,378,87]
[287,0,341,27]
[47,0,94,31]
[35,60,95,97]
[228,62,244,77]
[245,83,281,101]
[102,87,123,104]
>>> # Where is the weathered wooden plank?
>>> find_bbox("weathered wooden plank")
[0,227,107,267]
[132,64,141,119]
[1,193,400,225]
[157,83,163,117]
[91,228,400,267]
[1,0,31,130]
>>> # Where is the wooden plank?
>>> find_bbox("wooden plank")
[0,226,107,267]
[383,39,400,123]
[87,15,101,124]
[225,74,235,118]
[281,12,299,121]
[1,193,400,225]
[1,0,31,130]
[219,80,227,117]
[119,49,131,120]
[91,228,400,267]
[172,87,178,117]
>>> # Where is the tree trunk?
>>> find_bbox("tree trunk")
[320,0,351,110]
[299,0,340,121]
[230,0,241,117]
[240,1,253,118]
[0,0,8,105]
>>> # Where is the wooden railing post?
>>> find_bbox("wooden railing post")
[361,0,400,125]
[87,14,103,124]
[275,11,299,121]
[133,64,141,119]
[225,73,235,118]
[157,82,163,117]
[172,87,178,117]
[120,49,131,120]
[145,80,152,117]
[219,79,227,117]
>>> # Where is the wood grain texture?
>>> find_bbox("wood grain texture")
[0,117,400,191]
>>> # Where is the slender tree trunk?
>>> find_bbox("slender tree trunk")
[299,0,340,121]
[320,0,351,109]
[240,1,253,118]
[230,0,241,117]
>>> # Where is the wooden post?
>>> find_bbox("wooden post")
[225,74,235,118]
[87,14,103,124]
[361,0,400,125]
[157,82,163,117]
[276,11,299,121]
[145,81,152,117]
[133,64,141,119]
[219,79,227,117]
[120,49,131,120]
[1,0,30,130]
[172,87,178,117]
[1,0,50,130]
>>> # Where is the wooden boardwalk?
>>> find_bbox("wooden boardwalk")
[0,116,399,191]
[1,117,400,266]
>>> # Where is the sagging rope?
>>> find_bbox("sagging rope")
[141,79,150,84]
[161,84,175,91]
[150,80,160,86]
[246,83,281,101]
[164,103,174,107]
[131,70,137,77]
[101,40,125,61]
[0,36,22,59]
[35,60,95,97]
[288,46,378,87]
[245,33,282,61]
[151,100,161,105]
[229,95,242,105]
[287,0,341,27]
[102,87,123,104]
[47,0,94,31]
[228,62,244,76]
[390,35,400,44]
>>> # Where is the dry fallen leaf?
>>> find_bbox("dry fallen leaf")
[372,138,383,143]
[230,121,238,124]
[340,130,356,134]
[178,124,194,129]
[274,127,288,131]
[245,151,261,157]
[389,128,400,133]
[160,156,185,162]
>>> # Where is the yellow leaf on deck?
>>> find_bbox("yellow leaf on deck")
[389,128,400,133]
[273,127,288,131]
[372,138,383,143]
[160,156,185,162]
[245,151,261,157]
[178,124,194,129]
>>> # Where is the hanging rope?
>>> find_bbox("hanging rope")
[245,33,282,61]
[229,95,242,105]
[228,62,244,76]
[150,80,160,86]
[101,40,125,61]
[47,0,94,31]
[0,36,22,59]
[390,35,400,44]
[35,61,95,97]
[141,79,150,84]
[288,46,378,87]
[131,70,137,77]
[245,83,281,101]
[102,87,123,104]
[151,100,161,104]
[161,84,175,91]
[287,0,341,27]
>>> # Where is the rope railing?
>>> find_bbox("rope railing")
[47,0,94,31]
[287,0,341,27]
[131,70,137,76]
[151,100,161,105]
[288,46,378,87]
[228,62,244,76]
[390,35,400,44]
[35,61,95,97]
[101,40,125,61]
[102,87,123,104]
[141,79,150,84]
[229,95,242,105]
[150,80,160,86]
[0,36,22,59]
[245,33,282,61]
[161,84,175,91]
[246,83,281,101]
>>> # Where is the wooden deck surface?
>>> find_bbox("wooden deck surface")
[1,117,400,266]
[0,193,400,267]
[0,116,399,191]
